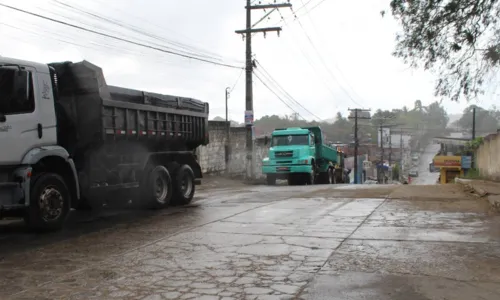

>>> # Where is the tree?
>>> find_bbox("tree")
[387,0,500,101]
[457,105,499,133]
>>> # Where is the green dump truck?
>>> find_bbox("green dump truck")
[262,127,349,185]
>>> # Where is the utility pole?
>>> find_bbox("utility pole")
[374,116,396,183]
[348,108,371,184]
[472,106,476,140]
[225,87,231,172]
[388,128,392,168]
[400,128,403,180]
[235,0,292,180]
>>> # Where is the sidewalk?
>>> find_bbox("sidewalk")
[456,178,500,212]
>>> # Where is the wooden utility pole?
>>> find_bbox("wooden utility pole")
[400,128,403,180]
[225,87,231,172]
[235,0,291,180]
[348,108,371,184]
[472,106,476,140]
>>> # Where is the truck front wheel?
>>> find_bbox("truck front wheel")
[172,164,196,206]
[25,173,71,231]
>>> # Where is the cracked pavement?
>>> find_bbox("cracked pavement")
[1,182,500,299]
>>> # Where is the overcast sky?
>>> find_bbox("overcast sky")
[0,0,498,122]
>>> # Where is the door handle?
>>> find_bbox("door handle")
[37,123,43,138]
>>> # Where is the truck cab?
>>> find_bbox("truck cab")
[0,57,80,229]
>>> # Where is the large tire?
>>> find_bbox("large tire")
[172,164,196,206]
[142,165,173,209]
[306,168,316,185]
[266,175,276,185]
[24,173,71,231]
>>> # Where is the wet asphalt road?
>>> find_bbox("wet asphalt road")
[1,182,500,300]
[413,144,440,185]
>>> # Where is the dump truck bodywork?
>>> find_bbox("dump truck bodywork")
[262,126,348,185]
[0,57,209,230]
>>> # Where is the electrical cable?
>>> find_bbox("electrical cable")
[255,60,322,121]
[298,0,365,103]
[51,0,241,64]
[292,14,364,107]
[253,71,306,120]
[0,3,244,70]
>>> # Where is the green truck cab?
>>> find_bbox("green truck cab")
[262,126,349,185]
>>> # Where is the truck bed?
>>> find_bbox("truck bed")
[49,60,209,152]
[319,144,340,164]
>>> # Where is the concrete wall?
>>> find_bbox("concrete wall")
[197,121,269,178]
[476,131,500,181]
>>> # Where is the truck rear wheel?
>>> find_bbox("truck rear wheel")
[172,164,196,206]
[143,165,173,209]
[25,173,71,231]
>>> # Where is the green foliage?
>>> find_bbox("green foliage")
[371,100,449,130]
[253,101,450,144]
[455,105,500,134]
[461,168,482,180]
[392,164,400,180]
[465,137,484,151]
[387,0,500,101]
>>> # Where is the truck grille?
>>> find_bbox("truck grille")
[275,151,293,158]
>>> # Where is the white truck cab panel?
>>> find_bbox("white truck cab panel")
[0,58,57,165]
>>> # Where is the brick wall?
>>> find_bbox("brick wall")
[197,121,270,178]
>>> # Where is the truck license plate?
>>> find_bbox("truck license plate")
[277,167,290,171]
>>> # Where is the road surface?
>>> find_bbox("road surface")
[1,181,499,300]
[413,143,440,185]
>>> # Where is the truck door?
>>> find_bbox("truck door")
[309,133,316,157]
[0,66,53,165]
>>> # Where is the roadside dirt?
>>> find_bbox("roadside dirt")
[389,184,493,214]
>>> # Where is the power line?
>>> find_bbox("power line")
[291,13,364,107]
[51,0,241,64]
[253,71,306,120]
[254,68,303,116]
[275,9,342,110]
[230,68,244,92]
[255,60,322,121]
[298,0,365,103]
[0,3,243,70]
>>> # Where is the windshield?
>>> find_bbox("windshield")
[0,67,34,115]
[272,134,309,146]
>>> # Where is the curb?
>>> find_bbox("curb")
[455,178,500,212]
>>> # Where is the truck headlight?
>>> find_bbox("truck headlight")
[298,159,309,164]
[262,158,269,165]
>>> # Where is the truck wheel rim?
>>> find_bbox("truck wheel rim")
[155,174,168,203]
[181,174,193,198]
[39,186,64,221]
